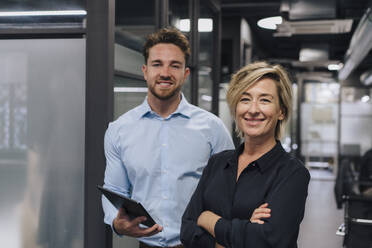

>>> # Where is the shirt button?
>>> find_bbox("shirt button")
[163,195,168,199]
[162,143,166,147]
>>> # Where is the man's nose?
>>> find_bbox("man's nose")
[160,66,170,77]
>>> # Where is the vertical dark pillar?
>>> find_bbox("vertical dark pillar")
[211,10,221,115]
[190,0,200,106]
[156,0,169,28]
[85,0,115,247]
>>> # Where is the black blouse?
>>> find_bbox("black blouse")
[181,141,310,248]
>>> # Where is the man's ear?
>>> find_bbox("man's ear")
[184,67,190,80]
[142,64,147,80]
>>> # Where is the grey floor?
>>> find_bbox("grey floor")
[298,168,344,248]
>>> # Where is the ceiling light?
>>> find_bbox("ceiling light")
[180,18,213,32]
[361,95,370,103]
[328,63,343,71]
[0,10,87,17]
[360,69,372,86]
[257,16,282,30]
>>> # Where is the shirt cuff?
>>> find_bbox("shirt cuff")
[214,217,231,247]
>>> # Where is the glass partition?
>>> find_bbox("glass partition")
[301,82,340,170]
[198,2,214,111]
[340,87,372,156]
[114,76,147,119]
[169,0,191,101]
[114,0,156,120]
[0,38,85,248]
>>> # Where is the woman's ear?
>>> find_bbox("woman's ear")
[278,107,286,121]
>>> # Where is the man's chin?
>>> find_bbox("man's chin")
[150,89,180,101]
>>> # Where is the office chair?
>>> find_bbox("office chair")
[343,194,372,248]
[335,149,372,248]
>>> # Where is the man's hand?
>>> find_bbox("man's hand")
[113,208,163,237]
[250,203,271,224]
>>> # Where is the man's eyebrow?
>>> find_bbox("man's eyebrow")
[149,59,183,65]
[150,59,162,64]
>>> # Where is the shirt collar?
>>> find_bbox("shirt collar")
[226,141,285,173]
[137,93,192,120]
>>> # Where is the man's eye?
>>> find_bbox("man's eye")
[152,64,160,67]
[171,65,181,69]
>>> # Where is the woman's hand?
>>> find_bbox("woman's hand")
[250,203,271,224]
[197,210,221,237]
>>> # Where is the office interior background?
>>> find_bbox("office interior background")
[1,0,372,247]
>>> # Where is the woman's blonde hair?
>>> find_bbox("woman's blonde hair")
[226,61,293,140]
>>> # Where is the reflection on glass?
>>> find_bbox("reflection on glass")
[0,0,86,26]
[198,2,214,111]
[0,39,85,248]
[0,0,85,12]
[114,76,147,119]
[169,0,191,101]
[114,1,156,125]
[115,0,155,53]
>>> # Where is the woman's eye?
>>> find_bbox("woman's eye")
[240,97,251,102]
[261,98,271,103]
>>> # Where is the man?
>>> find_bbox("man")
[102,27,234,248]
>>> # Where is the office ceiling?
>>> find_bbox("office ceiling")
[221,0,372,76]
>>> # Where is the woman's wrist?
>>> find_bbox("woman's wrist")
[197,211,221,237]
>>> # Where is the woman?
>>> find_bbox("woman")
[181,61,310,248]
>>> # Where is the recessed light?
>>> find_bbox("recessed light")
[257,16,282,30]
[328,63,343,71]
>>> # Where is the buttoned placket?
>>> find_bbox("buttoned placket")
[159,115,170,245]
[231,161,259,218]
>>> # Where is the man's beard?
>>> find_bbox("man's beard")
[148,78,182,100]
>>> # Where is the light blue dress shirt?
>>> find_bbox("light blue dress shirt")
[102,94,234,247]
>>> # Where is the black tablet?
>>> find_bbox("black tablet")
[97,185,156,227]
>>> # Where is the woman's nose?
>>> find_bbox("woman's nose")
[247,100,260,114]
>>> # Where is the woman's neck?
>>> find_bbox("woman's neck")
[242,136,276,158]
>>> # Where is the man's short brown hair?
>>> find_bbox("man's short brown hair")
[143,27,190,64]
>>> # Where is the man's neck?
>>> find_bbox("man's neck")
[147,93,182,118]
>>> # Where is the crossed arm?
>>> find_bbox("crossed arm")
[181,166,310,248]
[196,203,271,247]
